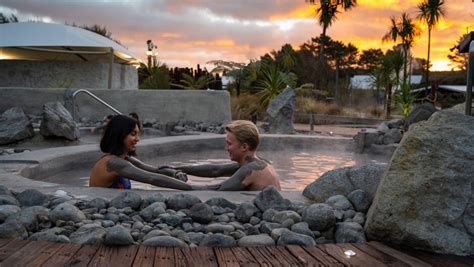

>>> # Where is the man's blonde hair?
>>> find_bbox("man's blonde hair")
[225,120,259,151]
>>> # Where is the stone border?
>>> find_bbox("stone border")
[0,134,353,204]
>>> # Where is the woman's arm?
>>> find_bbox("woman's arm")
[176,162,239,178]
[126,156,187,182]
[108,157,192,190]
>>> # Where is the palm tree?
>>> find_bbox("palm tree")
[383,12,421,86]
[306,0,357,61]
[417,0,446,87]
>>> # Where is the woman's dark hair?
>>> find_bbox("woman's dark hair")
[100,115,139,156]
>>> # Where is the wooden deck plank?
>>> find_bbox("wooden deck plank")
[2,240,63,266]
[396,246,474,267]
[350,243,411,267]
[173,247,187,267]
[302,245,344,266]
[88,245,139,267]
[367,242,431,267]
[66,244,100,266]
[229,247,260,266]
[132,245,155,267]
[286,245,324,267]
[42,243,83,267]
[246,246,276,266]
[257,246,302,266]
[0,239,13,248]
[178,247,218,267]
[318,243,387,266]
[153,247,175,267]
[0,239,30,262]
[213,247,242,267]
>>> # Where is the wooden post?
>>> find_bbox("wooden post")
[108,48,114,89]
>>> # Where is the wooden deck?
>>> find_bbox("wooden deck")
[0,238,472,266]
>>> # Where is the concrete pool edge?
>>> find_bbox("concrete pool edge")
[0,134,354,204]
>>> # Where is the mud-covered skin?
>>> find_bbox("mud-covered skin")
[126,156,188,182]
[107,156,192,190]
[180,156,280,191]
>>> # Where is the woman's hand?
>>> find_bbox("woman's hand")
[174,171,188,182]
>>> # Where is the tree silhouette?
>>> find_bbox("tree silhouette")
[417,0,446,86]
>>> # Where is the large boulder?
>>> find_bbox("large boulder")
[0,107,35,145]
[39,102,79,140]
[254,186,291,212]
[266,86,295,134]
[303,164,386,203]
[403,102,437,130]
[365,110,474,256]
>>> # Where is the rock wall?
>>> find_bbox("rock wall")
[0,60,137,89]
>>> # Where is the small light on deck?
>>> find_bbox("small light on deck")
[344,250,356,258]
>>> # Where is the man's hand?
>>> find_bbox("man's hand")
[174,171,188,182]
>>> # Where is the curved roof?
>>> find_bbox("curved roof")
[0,22,140,65]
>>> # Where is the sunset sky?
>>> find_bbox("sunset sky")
[1,0,473,71]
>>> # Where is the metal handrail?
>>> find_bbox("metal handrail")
[71,89,122,121]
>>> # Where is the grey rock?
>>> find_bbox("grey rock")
[29,227,70,243]
[282,218,296,228]
[277,229,316,246]
[270,228,287,240]
[160,214,182,227]
[17,189,48,207]
[0,107,35,145]
[403,102,437,130]
[88,198,108,210]
[70,224,106,245]
[262,209,277,221]
[353,212,365,225]
[386,119,403,129]
[40,102,79,140]
[104,225,134,246]
[200,234,235,247]
[343,210,356,220]
[272,210,301,224]
[266,86,296,134]
[50,203,85,223]
[302,204,336,231]
[347,189,371,213]
[259,222,283,234]
[254,186,291,212]
[235,202,258,223]
[102,220,115,228]
[143,230,171,241]
[166,194,201,210]
[205,223,235,233]
[139,202,166,222]
[335,222,366,243]
[0,205,21,222]
[110,192,142,210]
[216,214,230,223]
[205,197,237,209]
[105,213,119,223]
[303,164,385,203]
[238,234,275,246]
[365,110,474,256]
[0,194,19,206]
[0,186,13,196]
[0,220,28,239]
[291,222,315,239]
[141,192,167,208]
[383,129,403,144]
[189,203,214,224]
[249,216,261,225]
[325,195,354,211]
[143,236,187,247]
[188,232,206,244]
[12,206,49,232]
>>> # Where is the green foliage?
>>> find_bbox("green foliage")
[139,64,171,89]
[254,64,297,109]
[176,73,208,90]
[358,49,384,71]
[448,33,469,71]
[394,82,415,117]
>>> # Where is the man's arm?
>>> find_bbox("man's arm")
[108,157,192,190]
[126,156,187,182]
[176,162,239,178]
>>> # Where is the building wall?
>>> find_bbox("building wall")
[0,88,231,125]
[0,60,138,89]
